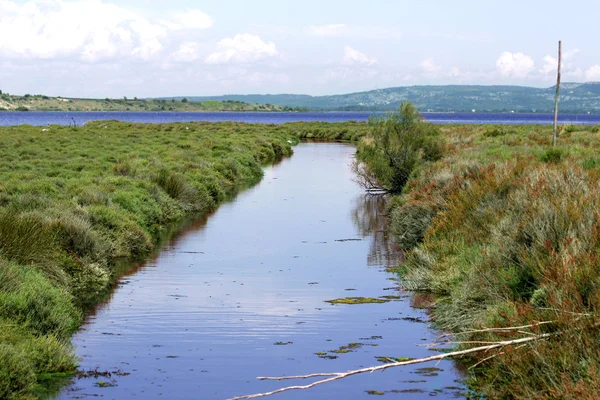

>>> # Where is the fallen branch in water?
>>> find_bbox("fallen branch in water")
[228,332,556,400]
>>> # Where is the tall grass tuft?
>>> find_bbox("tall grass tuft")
[0,210,68,286]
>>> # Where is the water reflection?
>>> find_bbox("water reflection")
[351,194,403,269]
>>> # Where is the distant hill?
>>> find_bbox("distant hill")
[0,93,302,112]
[175,82,600,113]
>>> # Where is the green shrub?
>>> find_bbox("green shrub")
[563,124,579,133]
[581,158,599,170]
[21,335,76,374]
[0,343,36,400]
[0,262,80,339]
[390,203,436,249]
[154,170,190,200]
[539,147,566,163]
[355,102,444,193]
[483,127,506,137]
[585,124,600,133]
[113,159,135,176]
[69,262,110,308]
[49,213,108,261]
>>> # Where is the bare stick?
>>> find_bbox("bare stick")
[449,320,556,336]
[228,333,555,400]
[553,40,562,147]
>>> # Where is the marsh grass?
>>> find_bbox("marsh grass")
[0,120,298,398]
[379,122,600,397]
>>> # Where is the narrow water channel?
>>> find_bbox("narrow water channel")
[57,143,465,400]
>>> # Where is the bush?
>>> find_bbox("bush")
[539,147,566,163]
[390,203,437,249]
[563,124,579,133]
[483,127,506,137]
[355,102,443,194]
[153,170,211,212]
[585,125,600,133]
[49,213,108,261]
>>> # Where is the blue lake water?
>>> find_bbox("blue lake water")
[1,111,600,126]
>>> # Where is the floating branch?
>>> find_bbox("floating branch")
[229,332,556,400]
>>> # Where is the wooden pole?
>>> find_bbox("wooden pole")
[553,40,562,147]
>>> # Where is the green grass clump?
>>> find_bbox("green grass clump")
[539,146,566,163]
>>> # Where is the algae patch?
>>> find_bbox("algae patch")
[325,297,389,305]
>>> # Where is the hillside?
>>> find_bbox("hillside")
[180,82,600,113]
[0,93,302,112]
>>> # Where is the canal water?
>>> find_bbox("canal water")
[57,143,465,400]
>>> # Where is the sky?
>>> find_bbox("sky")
[1,0,599,98]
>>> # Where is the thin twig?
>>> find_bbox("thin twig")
[451,320,556,336]
[469,351,505,370]
[538,308,591,317]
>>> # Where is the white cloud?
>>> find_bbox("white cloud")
[540,55,558,75]
[308,24,401,38]
[496,52,535,78]
[205,34,278,64]
[585,65,600,81]
[0,0,212,62]
[343,46,377,66]
[170,42,201,62]
[420,58,442,74]
[540,48,580,76]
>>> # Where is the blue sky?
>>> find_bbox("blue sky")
[1,0,599,97]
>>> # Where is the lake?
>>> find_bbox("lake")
[1,111,600,126]
[56,143,465,400]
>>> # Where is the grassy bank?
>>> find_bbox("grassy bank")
[349,107,600,398]
[0,93,304,112]
[0,120,302,399]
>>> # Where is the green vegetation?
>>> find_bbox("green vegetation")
[0,93,305,112]
[0,120,297,398]
[353,105,600,398]
[4,112,600,398]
